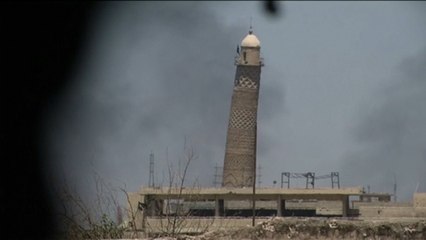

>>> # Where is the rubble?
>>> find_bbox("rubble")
[125,217,426,240]
[188,217,426,240]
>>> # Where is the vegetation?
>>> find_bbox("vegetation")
[145,145,215,237]
[56,171,126,239]
[56,144,213,239]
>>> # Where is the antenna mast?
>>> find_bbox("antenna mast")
[213,163,222,187]
[148,152,155,188]
[393,173,397,202]
[249,16,253,34]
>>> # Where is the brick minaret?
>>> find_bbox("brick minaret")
[223,29,263,188]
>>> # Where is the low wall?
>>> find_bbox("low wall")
[359,206,416,218]
[414,193,426,207]
[144,217,270,234]
[225,200,276,209]
[412,192,426,217]
[315,201,342,216]
[353,201,411,209]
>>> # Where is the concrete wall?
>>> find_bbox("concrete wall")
[357,193,426,218]
[315,201,342,216]
[225,200,275,209]
[127,192,145,229]
[355,198,414,218]
[164,199,344,212]
[285,200,317,210]
[359,206,416,218]
[352,201,411,209]
[414,193,426,217]
[414,193,426,207]
[144,217,269,233]
[416,208,426,217]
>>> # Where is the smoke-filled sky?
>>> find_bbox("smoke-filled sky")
[42,2,426,202]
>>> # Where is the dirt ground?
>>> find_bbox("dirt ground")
[164,217,426,240]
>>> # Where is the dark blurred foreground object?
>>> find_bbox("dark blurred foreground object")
[0,2,96,238]
[264,0,281,16]
[0,1,278,238]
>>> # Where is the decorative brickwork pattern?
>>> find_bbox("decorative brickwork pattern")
[230,109,256,129]
[234,66,260,88]
[223,63,262,188]
[224,153,254,169]
[238,76,257,89]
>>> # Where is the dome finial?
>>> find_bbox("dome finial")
[249,16,253,34]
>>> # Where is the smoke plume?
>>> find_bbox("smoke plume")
[42,2,284,195]
[340,48,426,201]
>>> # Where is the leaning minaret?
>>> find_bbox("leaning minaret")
[222,28,263,188]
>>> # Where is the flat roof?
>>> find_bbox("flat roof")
[137,187,364,200]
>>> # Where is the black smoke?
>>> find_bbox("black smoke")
[42,2,284,198]
[340,48,426,201]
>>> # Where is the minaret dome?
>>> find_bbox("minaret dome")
[241,32,260,48]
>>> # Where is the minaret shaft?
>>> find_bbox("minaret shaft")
[223,33,262,187]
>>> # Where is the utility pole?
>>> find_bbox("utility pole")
[257,165,262,187]
[252,125,257,227]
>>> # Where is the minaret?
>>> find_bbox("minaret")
[222,28,263,188]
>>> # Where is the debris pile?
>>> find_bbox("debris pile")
[186,218,426,240]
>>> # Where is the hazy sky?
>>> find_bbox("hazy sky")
[43,1,426,202]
